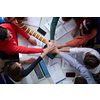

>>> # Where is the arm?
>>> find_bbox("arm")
[57,28,97,48]
[57,43,68,48]
[53,48,96,84]
[71,17,84,37]
[50,17,59,41]
[3,17,15,22]
[59,48,70,52]
[22,43,56,77]
[59,47,91,53]
[59,52,84,70]
[5,45,44,55]
[57,36,89,48]
[65,36,89,47]
[58,52,96,84]
[11,23,30,40]
[20,58,36,64]
[22,56,43,77]
[53,48,88,71]
[12,23,39,45]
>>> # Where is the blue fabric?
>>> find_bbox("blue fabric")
[3,73,14,84]
[96,17,100,44]
[0,17,5,24]
[96,48,100,54]
[0,72,14,84]
[0,75,5,84]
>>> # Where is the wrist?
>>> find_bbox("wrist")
[50,40,54,43]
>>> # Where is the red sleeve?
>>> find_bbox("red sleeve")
[66,29,97,47]
[66,36,88,47]
[11,24,30,40]
[5,45,44,55]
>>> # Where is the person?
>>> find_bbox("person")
[57,17,98,48]
[0,17,48,44]
[0,23,51,55]
[3,17,28,23]
[50,17,82,43]
[58,47,100,74]
[0,52,36,83]
[0,17,28,23]
[52,47,97,84]
[2,43,56,82]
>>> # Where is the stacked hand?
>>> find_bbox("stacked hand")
[50,46,60,54]
[45,42,56,53]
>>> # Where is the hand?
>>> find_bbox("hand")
[71,29,77,37]
[25,58,36,64]
[51,47,60,54]
[41,43,56,58]
[27,37,37,45]
[46,42,54,47]
[71,31,76,37]
[4,17,15,22]
[71,26,79,37]
[45,43,56,53]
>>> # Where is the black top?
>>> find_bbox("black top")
[3,56,43,77]
[22,56,42,77]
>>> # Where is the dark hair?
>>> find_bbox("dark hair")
[4,62,22,82]
[0,26,7,40]
[15,17,26,20]
[82,17,97,34]
[62,17,72,22]
[84,55,100,69]
[74,77,87,84]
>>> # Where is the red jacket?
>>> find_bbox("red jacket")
[0,23,43,55]
[66,29,97,47]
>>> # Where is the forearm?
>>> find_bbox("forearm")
[50,17,59,40]
[59,52,83,70]
[7,46,44,55]
[12,24,30,39]
[59,48,70,52]
[22,56,42,77]
[57,43,67,48]
[40,49,49,58]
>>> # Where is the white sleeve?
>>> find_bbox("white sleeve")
[70,47,92,54]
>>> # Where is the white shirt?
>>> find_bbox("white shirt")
[69,47,100,74]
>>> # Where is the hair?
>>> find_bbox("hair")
[84,55,100,69]
[62,17,72,22]
[82,17,97,34]
[15,17,26,20]
[0,26,8,40]
[74,77,87,84]
[4,62,22,82]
